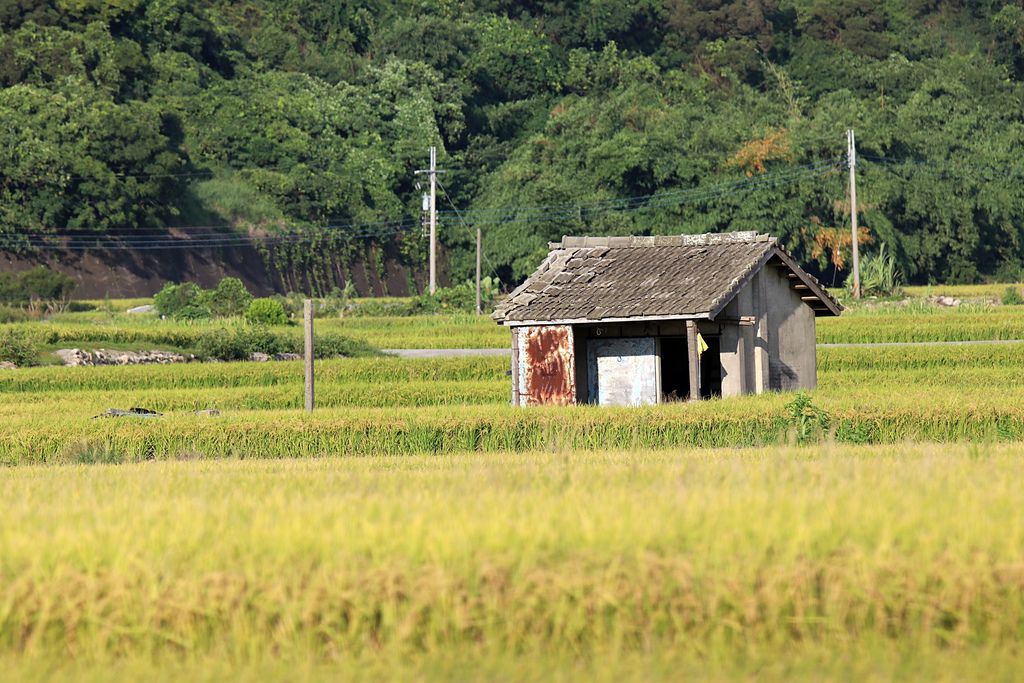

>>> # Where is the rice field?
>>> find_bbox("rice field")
[25,294,1024,353]
[2,343,1024,466]
[4,445,1024,680]
[4,296,1024,679]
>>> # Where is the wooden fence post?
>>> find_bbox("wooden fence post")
[304,299,314,412]
[686,320,701,402]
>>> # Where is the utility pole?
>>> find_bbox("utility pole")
[475,226,482,315]
[414,147,444,294]
[847,129,861,299]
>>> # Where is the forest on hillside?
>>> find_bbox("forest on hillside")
[2,0,1024,292]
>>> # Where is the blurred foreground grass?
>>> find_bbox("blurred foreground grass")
[3,444,1024,680]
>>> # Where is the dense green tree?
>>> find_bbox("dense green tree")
[0,81,184,238]
[1,0,1023,287]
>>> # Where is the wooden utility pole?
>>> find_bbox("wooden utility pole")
[428,146,437,294]
[475,226,482,315]
[415,147,444,294]
[304,298,314,412]
[847,129,861,299]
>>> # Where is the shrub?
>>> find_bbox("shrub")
[245,298,288,325]
[306,333,378,359]
[0,306,29,323]
[153,282,210,319]
[195,326,287,361]
[784,392,830,445]
[411,277,501,314]
[1001,287,1024,306]
[195,326,377,361]
[0,266,76,306]
[205,277,253,317]
[238,326,287,356]
[851,243,902,297]
[0,327,39,366]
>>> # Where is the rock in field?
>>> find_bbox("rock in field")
[56,349,191,366]
[931,295,961,307]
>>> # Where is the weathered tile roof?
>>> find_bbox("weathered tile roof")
[493,231,841,324]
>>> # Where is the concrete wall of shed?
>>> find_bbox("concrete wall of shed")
[719,285,750,398]
[764,266,816,390]
[717,267,816,395]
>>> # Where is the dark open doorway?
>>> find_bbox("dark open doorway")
[659,337,690,401]
[699,335,722,398]
[660,335,722,401]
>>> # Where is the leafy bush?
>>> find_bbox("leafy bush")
[411,277,501,314]
[194,326,374,361]
[205,277,253,317]
[0,327,39,366]
[155,278,255,319]
[245,298,289,325]
[347,299,417,317]
[851,243,903,297]
[1001,287,1024,306]
[301,333,378,359]
[154,282,210,319]
[0,306,29,323]
[274,283,360,319]
[196,326,282,361]
[0,267,76,306]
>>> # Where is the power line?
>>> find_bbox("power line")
[0,207,430,234]
[0,221,418,251]
[0,159,843,251]
[11,161,350,183]
[436,178,502,282]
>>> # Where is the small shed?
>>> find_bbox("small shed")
[492,232,842,406]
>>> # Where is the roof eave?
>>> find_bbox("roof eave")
[770,247,844,316]
[502,312,713,327]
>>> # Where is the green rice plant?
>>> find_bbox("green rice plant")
[904,282,1024,300]
[316,314,509,349]
[784,391,830,444]
[0,356,508,393]
[0,322,379,359]
[818,310,1024,343]
[2,380,508,413]
[2,391,1024,465]
[817,342,1024,372]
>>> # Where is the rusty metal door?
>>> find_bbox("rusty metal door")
[515,325,576,406]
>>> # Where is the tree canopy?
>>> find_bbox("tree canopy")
[1,0,1023,289]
